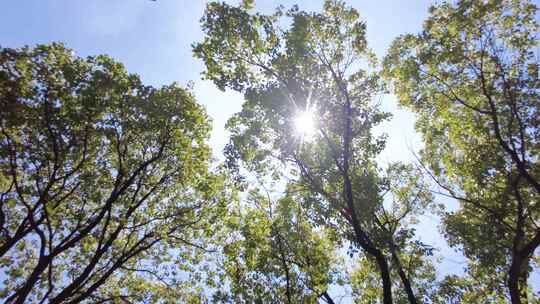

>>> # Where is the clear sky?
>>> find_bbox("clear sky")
[1,0,537,295]
[0,0,433,159]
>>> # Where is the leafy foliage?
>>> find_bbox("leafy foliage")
[211,191,341,303]
[349,249,435,304]
[3,0,539,302]
[0,43,223,303]
[195,1,435,303]
[384,0,540,302]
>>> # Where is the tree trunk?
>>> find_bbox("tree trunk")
[341,96,393,304]
[508,253,528,304]
[373,251,393,304]
[343,169,393,304]
[391,247,417,304]
[322,291,336,304]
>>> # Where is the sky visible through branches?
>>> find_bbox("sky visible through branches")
[1,0,539,301]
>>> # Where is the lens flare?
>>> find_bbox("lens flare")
[293,109,316,139]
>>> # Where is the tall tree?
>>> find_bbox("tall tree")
[349,246,435,304]
[349,164,437,304]
[383,0,540,302]
[431,267,510,303]
[211,189,341,303]
[0,43,223,303]
[194,1,433,302]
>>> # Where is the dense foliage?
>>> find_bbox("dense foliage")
[384,0,540,302]
[211,191,341,303]
[0,44,224,303]
[194,1,436,303]
[1,0,539,303]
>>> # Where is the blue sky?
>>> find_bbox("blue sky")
[0,0,433,158]
[2,0,537,295]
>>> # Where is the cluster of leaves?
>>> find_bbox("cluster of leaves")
[195,1,437,303]
[384,0,540,302]
[210,189,342,303]
[0,43,226,303]
[2,0,540,303]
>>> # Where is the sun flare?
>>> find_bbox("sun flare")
[293,109,316,139]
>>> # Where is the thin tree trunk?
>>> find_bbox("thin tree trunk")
[341,93,393,304]
[12,255,50,304]
[391,248,417,304]
[276,232,292,304]
[342,150,393,304]
[322,291,336,304]
[373,251,393,304]
[508,177,530,304]
[508,253,528,304]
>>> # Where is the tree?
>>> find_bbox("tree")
[349,165,437,304]
[194,1,434,303]
[211,189,341,304]
[383,0,540,302]
[349,245,435,304]
[0,43,223,303]
[432,268,509,304]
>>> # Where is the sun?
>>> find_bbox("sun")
[293,108,316,139]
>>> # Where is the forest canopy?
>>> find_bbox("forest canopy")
[0,0,539,303]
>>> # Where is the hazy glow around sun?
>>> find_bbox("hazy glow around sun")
[293,109,316,139]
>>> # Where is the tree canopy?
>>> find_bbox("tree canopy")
[194,1,437,303]
[0,43,224,303]
[384,0,540,302]
[1,0,539,303]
